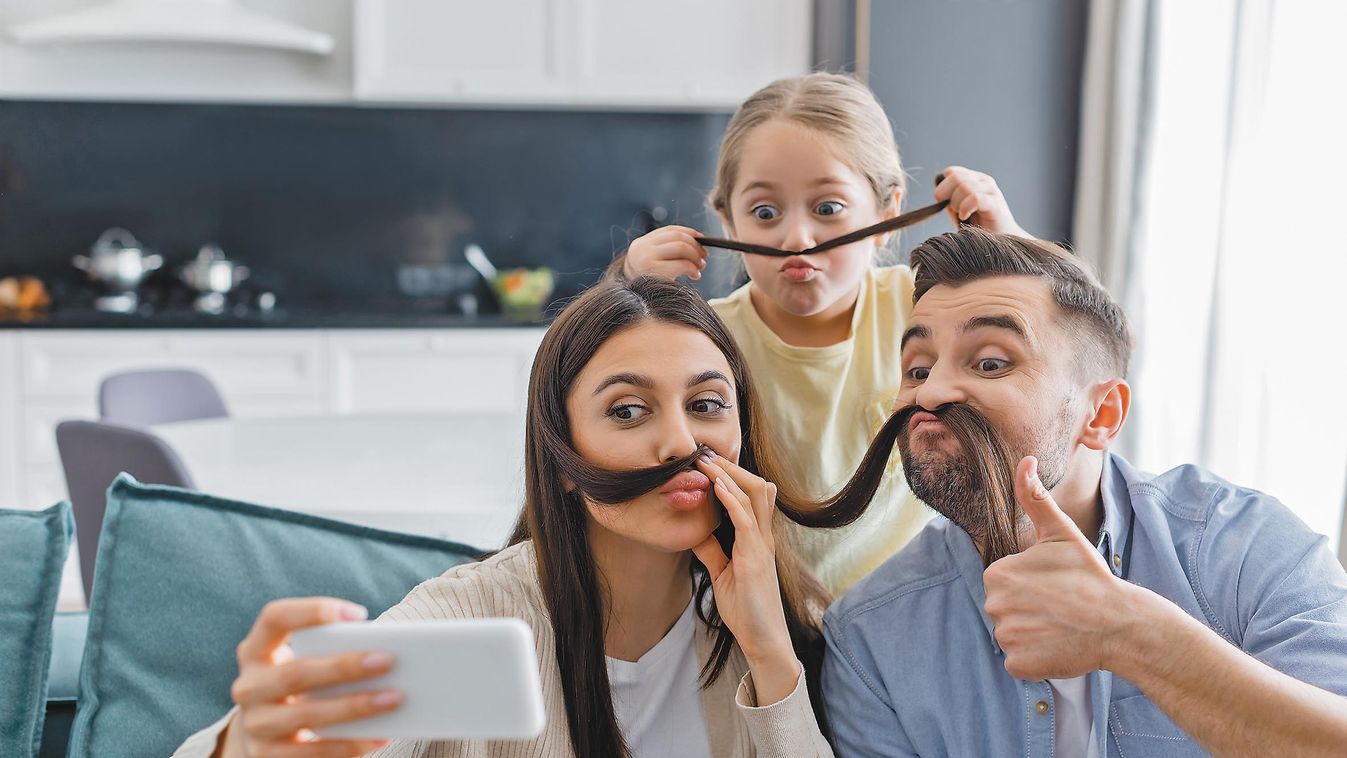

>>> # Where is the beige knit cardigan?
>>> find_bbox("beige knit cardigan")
[174,541,833,758]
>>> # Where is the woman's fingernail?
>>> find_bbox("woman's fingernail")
[363,652,393,670]
[340,604,368,621]
[373,689,402,707]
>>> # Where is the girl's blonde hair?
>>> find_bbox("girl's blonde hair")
[709,72,906,223]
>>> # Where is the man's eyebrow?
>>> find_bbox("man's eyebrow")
[592,372,653,396]
[961,315,1029,341]
[687,370,731,388]
[900,324,930,351]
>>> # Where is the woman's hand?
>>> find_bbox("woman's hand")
[622,225,707,281]
[692,451,801,705]
[216,598,402,758]
[934,166,1032,237]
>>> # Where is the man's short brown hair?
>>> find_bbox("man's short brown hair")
[910,228,1134,378]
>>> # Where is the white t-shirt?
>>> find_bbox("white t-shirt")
[1048,675,1099,758]
[606,600,712,758]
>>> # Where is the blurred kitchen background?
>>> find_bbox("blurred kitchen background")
[1,0,1343,612]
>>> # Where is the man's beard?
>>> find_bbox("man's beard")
[895,403,1070,566]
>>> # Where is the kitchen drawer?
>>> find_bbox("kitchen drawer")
[19,331,328,399]
[328,329,544,414]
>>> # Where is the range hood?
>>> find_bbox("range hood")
[7,0,334,55]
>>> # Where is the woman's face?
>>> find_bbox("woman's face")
[725,118,899,317]
[567,320,743,554]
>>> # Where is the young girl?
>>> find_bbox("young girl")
[618,73,1030,595]
[174,277,834,758]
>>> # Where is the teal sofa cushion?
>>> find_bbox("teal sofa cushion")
[0,502,74,758]
[69,475,482,758]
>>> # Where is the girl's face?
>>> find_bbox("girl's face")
[567,321,743,554]
[725,119,899,317]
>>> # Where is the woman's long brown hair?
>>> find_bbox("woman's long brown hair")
[507,276,832,757]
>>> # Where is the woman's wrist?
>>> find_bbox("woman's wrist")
[743,645,802,707]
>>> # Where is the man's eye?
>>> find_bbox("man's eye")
[816,201,845,216]
[977,358,1010,373]
[752,205,780,221]
[907,367,930,381]
[608,404,649,422]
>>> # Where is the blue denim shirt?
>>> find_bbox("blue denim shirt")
[822,453,1347,757]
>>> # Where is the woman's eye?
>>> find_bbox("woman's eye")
[689,397,730,415]
[906,367,931,381]
[607,404,649,422]
[815,201,845,216]
[751,204,780,221]
[976,358,1010,373]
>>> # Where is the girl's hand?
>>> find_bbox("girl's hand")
[691,451,802,705]
[622,225,708,281]
[934,166,1032,237]
[217,598,401,758]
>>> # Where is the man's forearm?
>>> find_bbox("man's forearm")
[1108,583,1347,757]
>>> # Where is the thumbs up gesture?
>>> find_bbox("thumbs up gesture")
[983,456,1129,681]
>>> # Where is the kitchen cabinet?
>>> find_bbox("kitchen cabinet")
[0,0,811,108]
[0,333,19,508]
[0,0,354,103]
[0,327,546,512]
[355,0,813,109]
[327,329,544,413]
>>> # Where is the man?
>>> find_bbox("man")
[822,229,1347,756]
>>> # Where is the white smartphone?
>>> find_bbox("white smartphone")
[288,618,546,740]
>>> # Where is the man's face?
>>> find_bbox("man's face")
[895,276,1087,533]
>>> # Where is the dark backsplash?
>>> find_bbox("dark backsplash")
[0,100,729,307]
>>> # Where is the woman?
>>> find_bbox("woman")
[175,276,834,758]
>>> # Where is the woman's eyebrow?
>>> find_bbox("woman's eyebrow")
[592,372,653,396]
[686,370,731,388]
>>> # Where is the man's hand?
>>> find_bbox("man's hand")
[983,456,1131,681]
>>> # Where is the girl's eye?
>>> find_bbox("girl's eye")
[751,204,780,221]
[607,404,649,423]
[815,201,845,216]
[976,358,1010,373]
[689,397,731,415]
[906,367,931,381]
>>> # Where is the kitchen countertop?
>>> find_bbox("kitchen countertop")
[0,305,552,329]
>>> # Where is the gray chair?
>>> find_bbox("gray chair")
[54,420,195,601]
[98,368,229,427]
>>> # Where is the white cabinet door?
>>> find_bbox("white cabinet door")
[0,333,20,508]
[354,0,567,104]
[18,329,329,505]
[355,0,811,108]
[0,0,353,103]
[19,330,327,402]
[328,328,544,414]
[571,0,813,108]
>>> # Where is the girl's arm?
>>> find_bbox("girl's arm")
[608,226,708,282]
[934,166,1033,238]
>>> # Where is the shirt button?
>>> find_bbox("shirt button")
[1035,700,1049,715]
[1113,553,1122,569]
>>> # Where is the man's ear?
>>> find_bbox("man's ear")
[875,188,904,248]
[1080,379,1130,451]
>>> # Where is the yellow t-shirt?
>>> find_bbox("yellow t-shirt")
[709,266,931,596]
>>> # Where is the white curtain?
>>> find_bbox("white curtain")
[1074,0,1347,557]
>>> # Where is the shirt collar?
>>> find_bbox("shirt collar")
[1097,452,1134,579]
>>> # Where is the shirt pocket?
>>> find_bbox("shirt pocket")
[1108,695,1206,757]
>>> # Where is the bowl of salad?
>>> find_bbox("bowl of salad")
[491,267,555,322]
